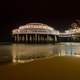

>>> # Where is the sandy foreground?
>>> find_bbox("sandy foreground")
[0,56,80,80]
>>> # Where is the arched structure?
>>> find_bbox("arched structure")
[12,23,59,43]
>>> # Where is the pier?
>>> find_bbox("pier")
[12,23,80,43]
[12,23,59,43]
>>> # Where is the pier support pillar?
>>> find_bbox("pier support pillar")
[54,35,57,42]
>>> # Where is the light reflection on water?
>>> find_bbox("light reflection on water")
[0,42,80,63]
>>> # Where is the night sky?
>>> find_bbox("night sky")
[0,0,80,41]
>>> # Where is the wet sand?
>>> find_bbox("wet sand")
[0,56,80,80]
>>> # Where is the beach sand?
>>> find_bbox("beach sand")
[0,56,80,80]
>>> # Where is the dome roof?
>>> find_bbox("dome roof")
[27,23,48,26]
[19,23,49,30]
[12,23,58,34]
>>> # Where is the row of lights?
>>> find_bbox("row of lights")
[19,25,48,29]
[65,28,80,34]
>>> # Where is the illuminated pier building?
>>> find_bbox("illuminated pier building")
[58,27,80,42]
[12,23,59,43]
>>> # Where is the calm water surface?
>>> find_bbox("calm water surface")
[0,42,80,63]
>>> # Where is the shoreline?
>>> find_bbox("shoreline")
[0,56,80,80]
